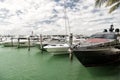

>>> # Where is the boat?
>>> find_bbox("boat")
[2,37,18,47]
[43,34,87,54]
[34,37,52,50]
[2,36,35,48]
[17,38,35,48]
[72,30,120,67]
[43,1,70,54]
[43,36,69,54]
[44,43,69,54]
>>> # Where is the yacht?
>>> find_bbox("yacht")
[2,36,35,48]
[73,32,120,67]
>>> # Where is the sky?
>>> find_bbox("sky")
[0,0,120,35]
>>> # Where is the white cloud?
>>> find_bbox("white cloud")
[0,0,120,35]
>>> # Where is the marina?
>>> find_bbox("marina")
[0,0,120,80]
[0,27,120,80]
[0,46,120,80]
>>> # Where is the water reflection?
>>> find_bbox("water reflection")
[86,65,120,77]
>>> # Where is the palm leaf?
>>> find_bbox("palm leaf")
[95,0,108,7]
[109,2,120,13]
[106,0,120,7]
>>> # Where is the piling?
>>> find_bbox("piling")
[69,33,73,61]
[69,33,73,47]
[0,37,2,42]
[39,34,43,50]
[28,37,30,51]
[11,37,13,47]
[17,38,20,48]
[115,28,120,44]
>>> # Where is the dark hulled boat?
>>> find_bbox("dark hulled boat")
[73,32,120,67]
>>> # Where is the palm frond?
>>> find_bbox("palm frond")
[109,2,120,13]
[106,0,120,7]
[95,0,108,7]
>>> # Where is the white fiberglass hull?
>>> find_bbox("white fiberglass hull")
[44,44,69,54]
[2,40,34,47]
[46,47,69,52]
[3,41,18,47]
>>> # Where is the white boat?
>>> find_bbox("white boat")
[17,39,35,48]
[34,38,52,49]
[43,43,69,54]
[2,37,35,47]
[73,31,120,67]
[66,35,86,45]
[2,37,18,47]
[35,37,66,49]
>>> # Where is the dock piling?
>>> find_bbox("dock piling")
[69,33,73,61]
[39,34,43,50]
[28,37,30,51]
[11,37,13,47]
[17,38,20,48]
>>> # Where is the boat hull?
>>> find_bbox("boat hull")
[43,43,69,54]
[46,47,69,53]
[3,42,18,47]
[73,48,120,67]
[17,42,34,48]
[3,42,34,48]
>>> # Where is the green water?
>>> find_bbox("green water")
[0,46,120,80]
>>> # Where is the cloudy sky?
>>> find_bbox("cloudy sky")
[0,0,120,35]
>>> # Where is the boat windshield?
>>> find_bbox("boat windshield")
[90,33,116,39]
[103,34,116,39]
[90,34,104,38]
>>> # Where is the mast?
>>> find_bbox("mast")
[64,0,68,37]
[64,0,71,34]
[64,0,73,61]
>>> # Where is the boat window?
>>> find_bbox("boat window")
[91,33,117,39]
[103,34,116,39]
[51,45,56,46]
[90,34,104,38]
